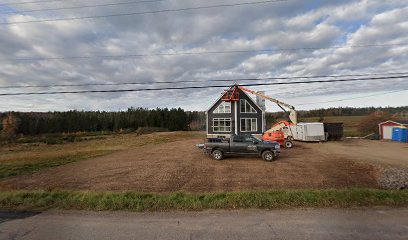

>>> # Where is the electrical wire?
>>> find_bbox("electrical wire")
[1,0,71,6]
[1,71,407,89]
[296,89,408,105]
[2,43,406,62]
[1,75,407,96]
[0,0,165,14]
[1,0,289,25]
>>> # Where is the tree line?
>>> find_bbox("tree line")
[270,106,408,119]
[1,106,406,138]
[0,108,201,136]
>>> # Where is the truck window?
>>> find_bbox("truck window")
[233,136,244,142]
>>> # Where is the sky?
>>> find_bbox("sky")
[0,0,407,112]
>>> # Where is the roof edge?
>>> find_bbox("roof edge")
[378,120,407,126]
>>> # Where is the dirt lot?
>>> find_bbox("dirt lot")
[2,132,406,192]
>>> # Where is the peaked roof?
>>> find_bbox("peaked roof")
[378,120,408,126]
[205,84,265,113]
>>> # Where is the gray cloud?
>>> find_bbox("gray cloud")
[0,0,407,112]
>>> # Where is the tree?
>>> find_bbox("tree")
[358,111,393,135]
[1,113,18,142]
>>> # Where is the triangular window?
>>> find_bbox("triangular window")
[240,99,256,113]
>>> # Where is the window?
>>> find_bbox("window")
[213,118,231,132]
[213,102,231,113]
[244,136,255,142]
[241,118,257,132]
[233,136,243,142]
[240,99,256,113]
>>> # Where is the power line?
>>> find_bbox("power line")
[2,43,406,62]
[1,71,407,89]
[1,0,71,6]
[1,0,289,25]
[1,75,407,96]
[0,0,164,14]
[296,89,408,106]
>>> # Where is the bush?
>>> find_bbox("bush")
[45,138,63,145]
[62,135,77,142]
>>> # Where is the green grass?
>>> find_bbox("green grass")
[0,189,407,211]
[0,151,111,179]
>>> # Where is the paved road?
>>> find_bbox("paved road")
[0,208,407,240]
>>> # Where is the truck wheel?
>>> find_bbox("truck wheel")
[285,141,293,148]
[212,149,224,160]
[262,150,274,161]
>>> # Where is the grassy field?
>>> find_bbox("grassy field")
[0,131,204,179]
[300,115,365,136]
[0,189,406,211]
[300,115,408,137]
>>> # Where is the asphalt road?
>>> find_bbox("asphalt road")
[0,208,407,240]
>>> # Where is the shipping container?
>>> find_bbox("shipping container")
[289,123,326,142]
[323,122,344,141]
[392,127,408,143]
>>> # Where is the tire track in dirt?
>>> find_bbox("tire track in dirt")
[0,138,381,192]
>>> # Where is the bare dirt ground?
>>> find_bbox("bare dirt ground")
[2,132,404,192]
[317,139,408,168]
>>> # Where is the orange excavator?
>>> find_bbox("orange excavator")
[237,86,297,148]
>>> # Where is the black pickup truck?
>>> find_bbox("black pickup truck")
[201,135,280,161]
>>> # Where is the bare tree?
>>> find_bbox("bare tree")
[358,111,393,135]
[1,113,18,142]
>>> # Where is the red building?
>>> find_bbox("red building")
[378,120,408,140]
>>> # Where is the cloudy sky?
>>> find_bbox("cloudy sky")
[0,0,407,112]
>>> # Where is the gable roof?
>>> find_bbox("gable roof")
[378,120,408,126]
[205,84,265,113]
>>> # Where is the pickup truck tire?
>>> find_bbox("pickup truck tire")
[262,150,274,161]
[212,149,224,160]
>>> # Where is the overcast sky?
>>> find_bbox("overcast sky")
[0,0,407,112]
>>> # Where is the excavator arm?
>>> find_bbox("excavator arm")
[238,86,298,124]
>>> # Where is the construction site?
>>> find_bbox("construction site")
[1,1,408,238]
[1,84,407,192]
[1,130,407,192]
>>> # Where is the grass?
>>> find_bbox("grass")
[300,116,366,137]
[0,189,406,211]
[0,131,204,179]
[0,151,111,179]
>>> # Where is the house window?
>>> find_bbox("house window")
[240,99,256,113]
[241,118,257,132]
[213,118,231,132]
[213,102,231,113]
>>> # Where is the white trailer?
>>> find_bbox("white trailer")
[288,123,326,142]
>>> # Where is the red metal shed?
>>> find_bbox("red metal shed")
[378,120,408,140]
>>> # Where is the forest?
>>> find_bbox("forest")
[0,106,407,137]
[0,108,198,136]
